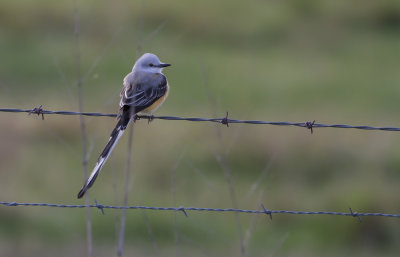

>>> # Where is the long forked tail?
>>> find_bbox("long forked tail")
[77,109,131,199]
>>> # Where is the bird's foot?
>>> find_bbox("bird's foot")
[133,114,141,123]
[148,114,154,124]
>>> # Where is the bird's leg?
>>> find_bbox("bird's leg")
[133,114,140,123]
[148,114,154,124]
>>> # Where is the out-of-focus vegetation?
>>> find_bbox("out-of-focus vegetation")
[1,0,400,256]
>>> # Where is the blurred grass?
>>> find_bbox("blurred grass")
[1,0,400,256]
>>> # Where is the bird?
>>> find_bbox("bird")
[77,53,171,199]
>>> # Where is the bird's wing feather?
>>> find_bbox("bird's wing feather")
[120,73,167,113]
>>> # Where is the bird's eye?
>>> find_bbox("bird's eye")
[149,63,154,67]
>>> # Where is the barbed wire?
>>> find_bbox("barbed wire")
[1,106,400,133]
[2,108,400,221]
[1,201,399,222]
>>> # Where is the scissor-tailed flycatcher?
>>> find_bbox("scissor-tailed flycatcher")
[77,53,171,198]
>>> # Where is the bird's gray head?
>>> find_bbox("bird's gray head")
[132,53,171,73]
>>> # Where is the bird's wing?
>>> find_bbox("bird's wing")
[120,73,168,114]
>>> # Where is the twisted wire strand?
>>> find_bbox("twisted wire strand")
[1,107,400,132]
[1,201,399,219]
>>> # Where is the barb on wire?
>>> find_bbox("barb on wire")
[2,107,400,132]
[28,105,44,120]
[179,206,189,217]
[221,111,229,127]
[94,199,105,215]
[261,204,273,220]
[305,120,315,134]
[349,207,362,223]
[1,201,400,219]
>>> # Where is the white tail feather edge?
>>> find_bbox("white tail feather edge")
[86,129,124,187]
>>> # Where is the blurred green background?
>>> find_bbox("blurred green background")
[1,0,400,256]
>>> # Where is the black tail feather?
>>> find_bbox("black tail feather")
[77,108,132,199]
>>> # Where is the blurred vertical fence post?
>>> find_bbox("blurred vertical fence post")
[73,1,93,256]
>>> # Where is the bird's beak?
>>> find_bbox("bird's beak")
[156,63,171,68]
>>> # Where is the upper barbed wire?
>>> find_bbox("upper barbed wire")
[1,107,400,132]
